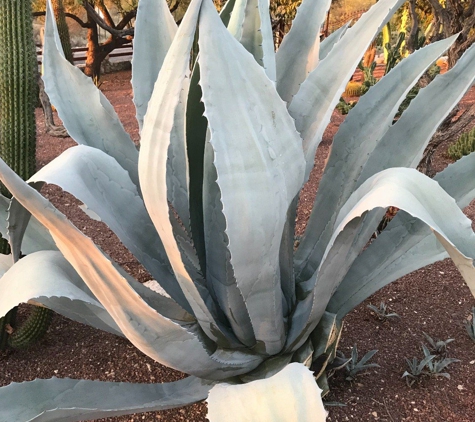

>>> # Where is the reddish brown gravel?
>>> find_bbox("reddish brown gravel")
[1,70,475,421]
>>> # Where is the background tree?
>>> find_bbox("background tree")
[0,0,52,350]
[425,0,475,68]
[33,0,136,80]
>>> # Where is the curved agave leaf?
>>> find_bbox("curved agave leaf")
[219,0,237,26]
[42,0,140,188]
[132,0,191,229]
[186,63,208,272]
[288,0,405,178]
[198,0,305,354]
[139,0,241,347]
[286,168,475,351]
[294,36,458,282]
[8,183,45,263]
[132,0,177,130]
[185,2,241,275]
[0,251,122,335]
[0,194,56,258]
[0,376,213,422]
[329,151,475,317]
[359,42,475,182]
[228,0,275,80]
[276,0,332,103]
[0,157,263,380]
[202,141,256,348]
[207,363,327,422]
[167,79,192,233]
[0,254,11,278]
[30,145,190,312]
[319,23,349,61]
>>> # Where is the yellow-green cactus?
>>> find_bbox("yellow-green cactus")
[448,128,475,160]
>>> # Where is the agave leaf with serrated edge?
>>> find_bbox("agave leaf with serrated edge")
[198,0,305,354]
[0,153,263,380]
[228,0,275,80]
[329,150,475,318]
[29,145,190,311]
[207,363,327,422]
[289,0,406,178]
[287,168,475,351]
[0,377,213,422]
[2,0,475,419]
[42,0,140,188]
[0,251,122,335]
[132,0,177,130]
[319,23,349,61]
[295,35,458,281]
[276,0,332,103]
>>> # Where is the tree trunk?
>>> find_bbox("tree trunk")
[84,6,101,79]
[418,104,475,177]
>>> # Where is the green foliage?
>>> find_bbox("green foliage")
[336,97,357,115]
[358,60,378,94]
[367,301,400,320]
[447,127,475,161]
[385,31,405,74]
[270,0,302,25]
[464,306,475,343]
[395,64,439,118]
[402,338,459,387]
[422,331,454,356]
[342,346,379,381]
[402,353,435,386]
[421,343,460,379]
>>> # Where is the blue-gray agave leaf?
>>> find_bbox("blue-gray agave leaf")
[1,0,475,419]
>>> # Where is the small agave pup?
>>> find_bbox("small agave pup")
[1,0,475,419]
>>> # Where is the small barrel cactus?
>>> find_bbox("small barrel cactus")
[344,81,364,97]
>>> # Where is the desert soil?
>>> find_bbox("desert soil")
[1,70,475,422]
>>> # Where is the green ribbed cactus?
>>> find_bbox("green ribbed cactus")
[447,127,475,160]
[52,0,74,64]
[0,0,52,350]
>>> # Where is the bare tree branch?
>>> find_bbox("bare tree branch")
[83,1,134,37]
[115,9,137,30]
[95,0,115,27]
[33,11,90,28]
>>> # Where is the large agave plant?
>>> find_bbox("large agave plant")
[1,0,475,419]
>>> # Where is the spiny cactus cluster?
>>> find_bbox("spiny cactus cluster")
[448,127,475,160]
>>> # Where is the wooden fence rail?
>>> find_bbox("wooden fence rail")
[36,43,133,67]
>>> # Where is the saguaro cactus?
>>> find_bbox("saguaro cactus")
[52,0,74,64]
[0,0,52,349]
